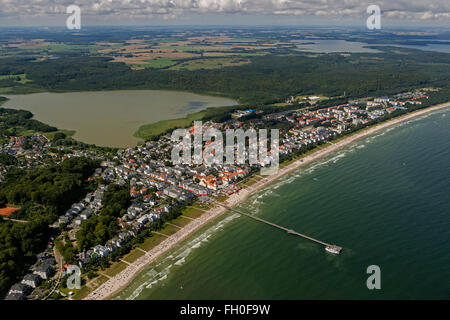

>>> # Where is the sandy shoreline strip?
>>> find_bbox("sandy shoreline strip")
[84,101,450,300]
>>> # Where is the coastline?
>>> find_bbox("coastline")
[84,101,450,300]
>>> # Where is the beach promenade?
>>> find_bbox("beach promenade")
[84,101,450,300]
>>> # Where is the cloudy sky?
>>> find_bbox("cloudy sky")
[0,0,449,27]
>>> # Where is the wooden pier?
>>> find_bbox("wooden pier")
[216,202,342,253]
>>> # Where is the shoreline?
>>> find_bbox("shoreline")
[2,90,237,148]
[84,101,450,300]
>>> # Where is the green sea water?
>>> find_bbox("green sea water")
[115,107,450,300]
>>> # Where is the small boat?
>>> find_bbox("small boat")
[325,245,342,255]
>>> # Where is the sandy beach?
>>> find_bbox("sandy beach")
[84,101,450,300]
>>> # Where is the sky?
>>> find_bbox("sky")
[0,0,449,27]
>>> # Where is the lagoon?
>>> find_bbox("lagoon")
[3,90,237,148]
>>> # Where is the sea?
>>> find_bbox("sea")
[114,106,450,300]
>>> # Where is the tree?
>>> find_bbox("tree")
[53,132,67,141]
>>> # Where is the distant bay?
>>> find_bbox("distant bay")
[294,39,450,54]
[3,90,237,148]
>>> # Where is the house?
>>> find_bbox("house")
[137,215,149,225]
[80,209,92,220]
[6,292,26,300]
[374,96,390,103]
[34,264,53,280]
[58,216,70,225]
[9,283,32,296]
[118,232,131,241]
[78,256,90,268]
[66,208,79,216]
[163,186,183,199]
[105,243,117,253]
[36,252,49,262]
[93,245,110,258]
[72,203,85,212]
[22,273,42,288]
[112,238,124,248]
[127,208,139,218]
[84,193,94,203]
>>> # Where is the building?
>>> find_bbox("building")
[34,264,54,280]
[5,292,26,300]
[22,273,42,288]
[93,245,110,258]
[9,283,32,296]
[80,208,92,220]
[374,96,390,103]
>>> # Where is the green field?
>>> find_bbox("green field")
[159,45,219,52]
[43,129,76,140]
[169,58,250,71]
[134,109,207,140]
[169,215,193,228]
[159,224,181,236]
[122,248,146,264]
[133,57,178,70]
[183,207,206,219]
[102,261,128,278]
[36,44,101,54]
[137,234,166,251]
[0,73,32,84]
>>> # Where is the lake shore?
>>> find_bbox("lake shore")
[84,101,450,300]
[3,90,237,148]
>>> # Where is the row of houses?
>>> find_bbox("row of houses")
[6,254,56,300]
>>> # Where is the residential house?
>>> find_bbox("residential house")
[22,273,41,288]
[9,283,32,296]
[34,264,53,280]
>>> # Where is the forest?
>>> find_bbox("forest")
[0,107,57,136]
[1,47,450,105]
[0,157,98,298]
[0,218,51,299]
[0,157,99,221]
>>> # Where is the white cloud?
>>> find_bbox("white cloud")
[0,0,449,21]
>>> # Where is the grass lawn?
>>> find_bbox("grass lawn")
[102,261,128,278]
[191,202,210,210]
[241,177,262,188]
[169,216,192,228]
[18,129,35,136]
[122,248,146,264]
[71,285,91,300]
[71,275,109,300]
[215,194,228,203]
[138,234,166,251]
[182,207,205,219]
[159,224,181,236]
[134,109,207,140]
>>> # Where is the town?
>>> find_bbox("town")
[0,88,436,300]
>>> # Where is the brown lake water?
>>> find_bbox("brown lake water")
[3,90,237,148]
